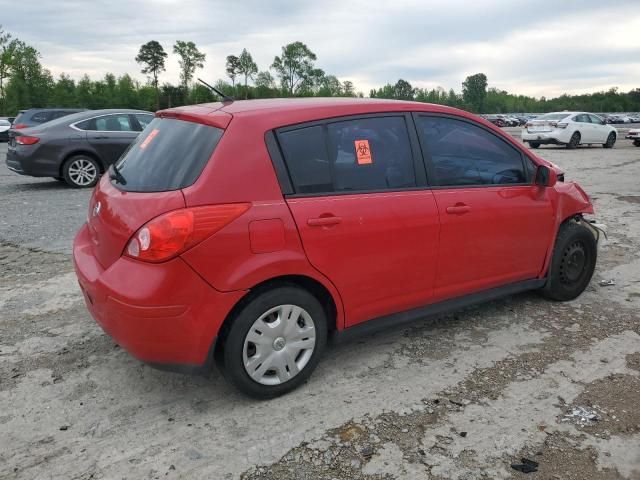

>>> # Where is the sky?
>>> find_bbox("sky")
[1,0,639,98]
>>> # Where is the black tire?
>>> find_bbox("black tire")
[634,140,640,147]
[566,132,580,149]
[541,220,597,301]
[62,155,100,188]
[529,141,541,149]
[219,285,328,399]
[603,132,616,148]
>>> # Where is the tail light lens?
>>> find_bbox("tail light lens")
[12,123,28,129]
[15,135,40,145]
[556,122,568,129]
[124,203,250,263]
[525,122,532,128]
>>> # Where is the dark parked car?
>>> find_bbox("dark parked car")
[11,108,86,131]
[6,109,153,187]
[0,118,11,141]
[485,115,507,127]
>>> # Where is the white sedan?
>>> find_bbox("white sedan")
[522,112,617,149]
[0,118,11,142]
[626,129,640,147]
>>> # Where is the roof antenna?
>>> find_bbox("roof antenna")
[197,78,234,102]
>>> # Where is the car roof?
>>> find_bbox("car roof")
[19,109,153,131]
[159,98,477,129]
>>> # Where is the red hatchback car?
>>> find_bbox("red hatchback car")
[73,98,599,398]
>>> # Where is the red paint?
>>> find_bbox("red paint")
[73,98,595,369]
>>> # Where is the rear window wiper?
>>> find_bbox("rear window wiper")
[109,163,127,185]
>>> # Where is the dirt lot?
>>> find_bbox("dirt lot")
[1,134,639,480]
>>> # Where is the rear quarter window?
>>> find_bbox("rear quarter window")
[115,118,223,192]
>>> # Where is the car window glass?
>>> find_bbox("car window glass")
[95,114,134,132]
[589,114,603,125]
[418,116,527,186]
[577,114,591,123]
[135,114,153,130]
[278,126,332,194]
[31,112,51,123]
[326,116,416,191]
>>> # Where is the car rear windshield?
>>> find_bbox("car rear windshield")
[537,113,571,121]
[114,117,223,192]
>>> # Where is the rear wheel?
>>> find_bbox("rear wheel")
[634,140,640,147]
[566,132,581,149]
[529,141,540,149]
[603,132,616,148]
[219,285,327,399]
[63,155,100,188]
[541,220,597,301]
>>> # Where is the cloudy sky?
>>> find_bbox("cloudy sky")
[2,0,639,97]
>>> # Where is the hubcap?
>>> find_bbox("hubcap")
[68,158,97,186]
[243,304,316,386]
[560,241,587,284]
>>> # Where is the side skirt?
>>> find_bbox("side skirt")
[331,278,545,344]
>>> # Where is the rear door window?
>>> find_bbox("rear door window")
[327,117,416,191]
[277,115,417,194]
[95,114,135,132]
[417,116,528,186]
[31,111,51,123]
[115,117,223,192]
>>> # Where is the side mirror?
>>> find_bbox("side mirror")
[535,165,557,187]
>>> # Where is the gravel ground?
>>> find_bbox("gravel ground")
[1,133,639,480]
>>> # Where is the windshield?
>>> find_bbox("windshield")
[115,117,223,192]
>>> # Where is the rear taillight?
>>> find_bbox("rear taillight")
[124,203,251,262]
[556,122,568,129]
[12,123,27,129]
[525,122,532,128]
[15,135,39,145]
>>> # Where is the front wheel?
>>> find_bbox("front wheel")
[541,220,597,301]
[634,140,640,147]
[62,155,100,188]
[219,285,327,399]
[603,132,616,148]
[529,141,540,149]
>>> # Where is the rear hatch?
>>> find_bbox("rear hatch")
[87,115,227,269]
[526,113,571,133]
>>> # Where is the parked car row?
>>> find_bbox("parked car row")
[482,114,528,127]
[602,113,640,124]
[5,108,153,187]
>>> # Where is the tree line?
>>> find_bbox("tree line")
[1,26,639,116]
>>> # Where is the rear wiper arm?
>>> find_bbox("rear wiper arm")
[109,164,126,185]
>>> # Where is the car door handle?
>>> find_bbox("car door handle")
[446,204,471,214]
[307,216,342,227]
[93,135,109,139]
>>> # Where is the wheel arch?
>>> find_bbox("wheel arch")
[60,150,105,177]
[214,274,340,360]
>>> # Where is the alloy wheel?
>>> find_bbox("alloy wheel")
[67,158,97,186]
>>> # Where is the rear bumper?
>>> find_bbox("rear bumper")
[73,224,247,369]
[522,131,571,144]
[5,144,61,177]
